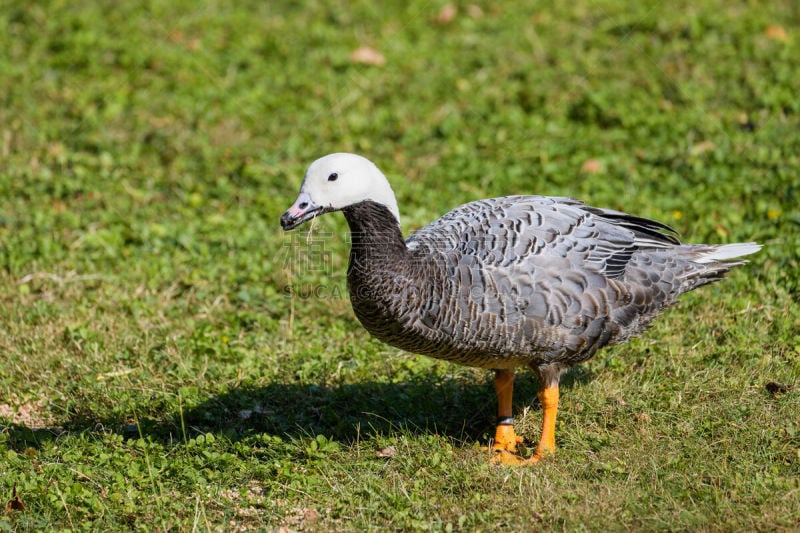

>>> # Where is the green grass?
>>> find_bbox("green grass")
[1,0,799,530]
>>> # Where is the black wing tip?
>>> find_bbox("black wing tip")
[583,206,681,246]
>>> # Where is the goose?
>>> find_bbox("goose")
[280,152,760,465]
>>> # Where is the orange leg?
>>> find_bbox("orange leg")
[490,370,523,457]
[533,384,558,460]
[490,372,559,466]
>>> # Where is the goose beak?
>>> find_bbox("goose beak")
[280,192,326,230]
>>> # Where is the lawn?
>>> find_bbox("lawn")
[1,0,799,530]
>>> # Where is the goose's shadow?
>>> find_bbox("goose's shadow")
[1,368,592,450]
[175,367,593,444]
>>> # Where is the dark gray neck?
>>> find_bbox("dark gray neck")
[342,200,417,345]
[342,200,406,254]
[342,201,408,278]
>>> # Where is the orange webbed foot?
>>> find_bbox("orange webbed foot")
[491,450,544,466]
[487,424,542,466]
[491,424,524,453]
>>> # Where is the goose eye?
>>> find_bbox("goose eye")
[327,172,338,182]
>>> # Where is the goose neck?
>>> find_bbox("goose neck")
[342,201,408,268]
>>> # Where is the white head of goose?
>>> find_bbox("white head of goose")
[281,152,400,230]
[281,152,761,465]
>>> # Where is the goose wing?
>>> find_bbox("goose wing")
[399,196,680,360]
[406,195,678,280]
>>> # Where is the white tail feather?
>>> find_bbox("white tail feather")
[694,242,762,263]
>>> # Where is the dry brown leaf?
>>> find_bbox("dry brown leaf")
[765,24,788,43]
[690,140,716,156]
[580,159,603,174]
[376,445,398,458]
[5,484,25,513]
[467,5,484,19]
[303,508,320,524]
[349,46,386,66]
[434,4,458,25]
